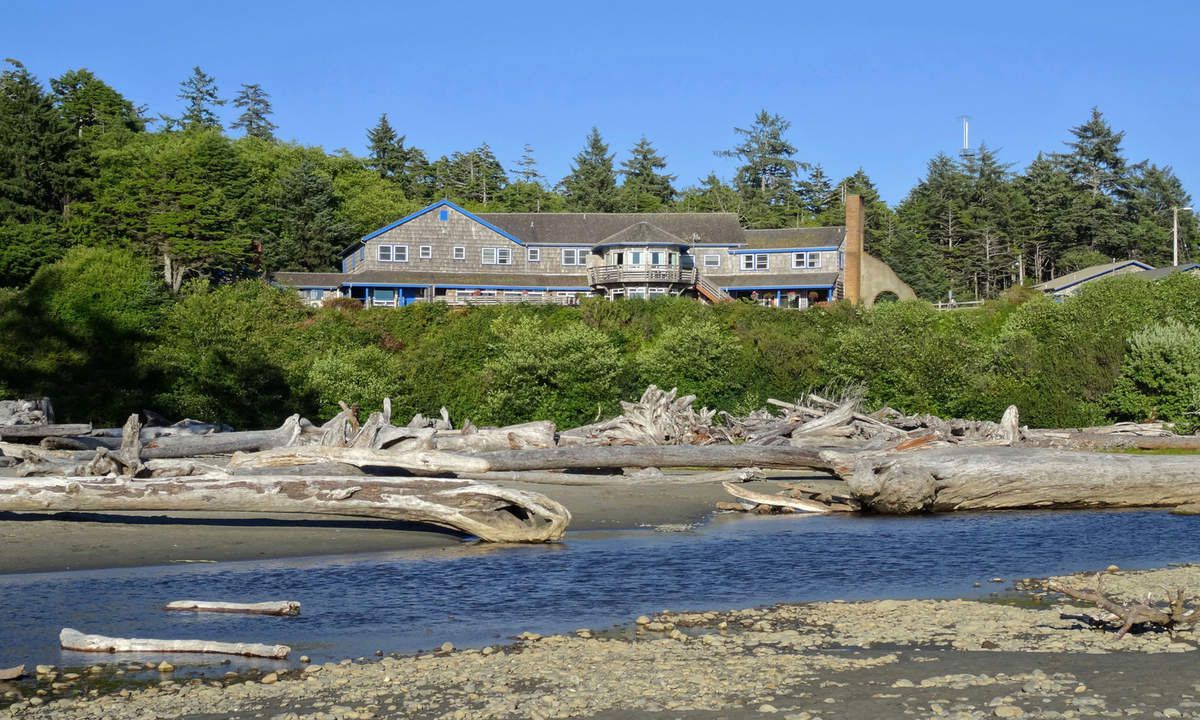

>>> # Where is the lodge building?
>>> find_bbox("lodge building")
[273,195,914,309]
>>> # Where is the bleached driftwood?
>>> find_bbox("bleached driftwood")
[0,665,23,681]
[562,386,728,446]
[479,445,831,472]
[1045,574,1199,637]
[164,600,301,616]
[227,445,490,474]
[829,445,1200,514]
[721,481,834,513]
[0,475,570,543]
[458,467,764,486]
[42,415,304,458]
[0,423,92,440]
[434,421,556,452]
[60,628,290,659]
[0,398,53,425]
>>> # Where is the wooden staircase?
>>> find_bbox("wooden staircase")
[695,274,733,304]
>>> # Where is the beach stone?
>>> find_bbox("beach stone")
[1163,710,1182,718]
[758,703,779,713]
[261,672,278,684]
[893,679,915,687]
[440,642,454,653]
[156,661,174,673]
[1170,504,1200,515]
[299,655,310,663]
[34,665,54,675]
[994,706,1025,718]
[636,615,651,625]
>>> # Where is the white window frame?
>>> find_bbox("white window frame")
[419,245,432,259]
[792,251,820,270]
[702,254,721,269]
[453,246,466,261]
[528,248,541,262]
[740,254,768,271]
[562,248,586,266]
[378,245,392,262]
[393,245,408,263]
[482,247,513,265]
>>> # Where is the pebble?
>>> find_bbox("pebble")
[156,661,174,673]
[439,642,455,653]
[261,672,278,684]
[994,706,1025,718]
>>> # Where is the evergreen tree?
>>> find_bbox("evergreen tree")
[366,113,401,179]
[1016,153,1088,280]
[617,136,676,211]
[717,110,807,227]
[677,173,740,214]
[502,143,554,212]
[177,66,224,130]
[513,143,544,185]
[797,165,834,217]
[560,127,617,212]
[263,158,354,272]
[50,68,145,137]
[231,83,277,140]
[1056,108,1130,253]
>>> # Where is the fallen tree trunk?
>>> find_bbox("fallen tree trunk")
[227,445,490,474]
[163,600,300,616]
[60,628,289,659]
[457,467,763,486]
[478,445,833,472]
[830,445,1200,514]
[434,421,556,452]
[1022,431,1200,451]
[42,416,303,458]
[1045,575,1199,637]
[0,474,570,543]
[721,481,833,513]
[1,423,92,441]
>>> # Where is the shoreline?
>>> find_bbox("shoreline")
[0,476,824,575]
[4,565,1198,719]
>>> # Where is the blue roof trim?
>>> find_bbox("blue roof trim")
[1054,261,1154,293]
[722,284,836,292]
[347,200,528,257]
[342,282,430,288]
[433,284,591,292]
[730,246,838,255]
[593,241,688,250]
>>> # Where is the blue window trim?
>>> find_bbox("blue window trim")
[721,284,836,292]
[433,284,591,292]
[729,246,838,255]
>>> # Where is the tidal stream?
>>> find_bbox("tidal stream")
[0,508,1194,672]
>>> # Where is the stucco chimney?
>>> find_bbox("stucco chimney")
[843,194,864,304]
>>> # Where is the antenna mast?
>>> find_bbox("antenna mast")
[958,115,971,152]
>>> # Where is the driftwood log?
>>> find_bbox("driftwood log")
[1046,575,1199,637]
[478,445,830,472]
[457,467,764,486]
[1,423,92,440]
[720,481,834,513]
[60,628,290,659]
[163,600,300,616]
[0,475,570,543]
[42,416,304,458]
[830,445,1200,514]
[226,445,491,474]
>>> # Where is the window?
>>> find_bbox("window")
[482,247,513,265]
[528,248,541,262]
[702,254,721,269]
[419,245,432,259]
[378,245,392,262]
[438,209,450,221]
[562,248,586,266]
[378,245,408,262]
[650,251,664,265]
[740,254,768,271]
[792,252,820,269]
[629,251,643,266]
[453,246,466,260]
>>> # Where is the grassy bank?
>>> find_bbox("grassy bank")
[3,247,1200,431]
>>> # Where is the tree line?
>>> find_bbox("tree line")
[1,61,1196,300]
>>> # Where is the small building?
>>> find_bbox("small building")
[273,195,915,309]
[1136,263,1200,281]
[1035,260,1154,299]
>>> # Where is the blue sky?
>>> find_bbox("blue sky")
[6,0,1198,205]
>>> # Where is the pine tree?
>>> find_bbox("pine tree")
[231,83,277,140]
[513,143,544,185]
[560,127,618,212]
[716,110,807,226]
[264,158,354,272]
[366,113,402,179]
[50,68,145,137]
[177,66,224,130]
[797,165,834,217]
[1016,154,1087,280]
[617,136,676,211]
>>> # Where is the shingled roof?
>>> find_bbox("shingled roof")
[594,221,689,248]
[742,227,845,249]
[273,270,589,288]
[478,212,745,246]
[708,272,840,289]
[1035,260,1153,293]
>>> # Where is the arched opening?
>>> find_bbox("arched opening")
[873,291,900,304]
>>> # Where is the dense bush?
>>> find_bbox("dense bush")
[7,250,1200,432]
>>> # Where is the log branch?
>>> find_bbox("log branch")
[60,628,289,659]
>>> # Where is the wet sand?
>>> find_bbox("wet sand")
[0,476,832,574]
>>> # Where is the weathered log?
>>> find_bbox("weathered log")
[434,421,557,452]
[721,481,833,513]
[458,467,763,486]
[0,423,92,440]
[227,445,490,474]
[60,628,289,659]
[1045,575,1198,637]
[1022,431,1200,451]
[0,474,569,542]
[830,445,1200,514]
[42,416,303,458]
[163,600,300,616]
[0,397,53,426]
[478,445,832,472]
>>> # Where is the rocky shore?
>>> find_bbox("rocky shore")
[3,566,1198,720]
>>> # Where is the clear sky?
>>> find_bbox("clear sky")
[5,0,1198,205]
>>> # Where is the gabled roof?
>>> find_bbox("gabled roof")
[1138,263,1200,280]
[343,200,527,257]
[742,227,845,249]
[593,221,688,249]
[478,211,745,246]
[1036,260,1154,293]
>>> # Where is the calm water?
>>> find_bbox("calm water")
[0,509,1195,672]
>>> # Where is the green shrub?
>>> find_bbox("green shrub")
[634,320,753,410]
[1106,320,1200,432]
[306,345,407,417]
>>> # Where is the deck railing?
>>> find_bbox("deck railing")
[449,294,582,307]
[588,265,697,285]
